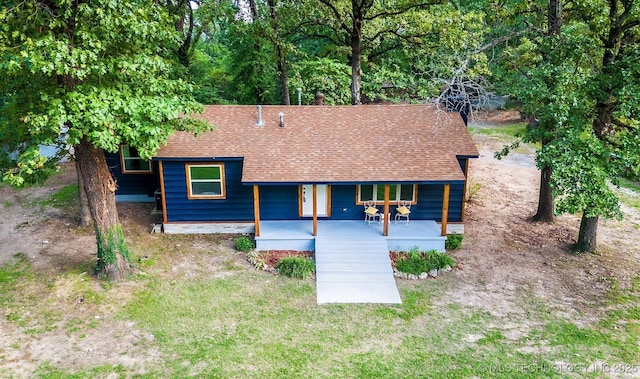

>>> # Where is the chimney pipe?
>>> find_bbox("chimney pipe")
[297,88,302,106]
[256,105,264,126]
[278,112,284,127]
[315,92,324,106]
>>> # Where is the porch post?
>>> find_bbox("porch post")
[312,184,318,236]
[253,185,261,237]
[383,184,390,236]
[158,161,168,224]
[441,183,450,236]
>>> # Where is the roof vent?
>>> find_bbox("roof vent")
[278,112,285,127]
[315,92,324,106]
[297,88,302,106]
[256,105,264,126]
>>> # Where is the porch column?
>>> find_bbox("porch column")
[441,183,450,236]
[312,184,318,236]
[383,184,390,236]
[253,185,261,237]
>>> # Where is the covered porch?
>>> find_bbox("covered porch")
[255,220,448,252]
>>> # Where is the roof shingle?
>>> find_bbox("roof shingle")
[156,104,478,184]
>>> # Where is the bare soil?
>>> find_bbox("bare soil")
[1,110,639,377]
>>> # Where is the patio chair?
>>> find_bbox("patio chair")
[363,200,381,225]
[394,200,412,226]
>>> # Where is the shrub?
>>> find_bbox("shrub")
[235,236,254,252]
[395,250,455,275]
[276,257,315,279]
[445,234,463,250]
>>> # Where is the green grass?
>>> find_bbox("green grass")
[43,184,79,210]
[471,122,528,139]
[2,246,639,378]
[0,256,631,378]
[617,177,640,193]
[613,178,640,212]
[0,253,33,307]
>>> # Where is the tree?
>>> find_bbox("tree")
[493,0,595,223]
[493,0,562,222]
[519,0,639,253]
[0,0,208,279]
[307,0,445,104]
[569,0,640,252]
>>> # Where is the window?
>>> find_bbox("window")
[186,163,225,199]
[357,184,416,204]
[120,145,152,173]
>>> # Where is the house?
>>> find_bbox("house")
[106,104,478,251]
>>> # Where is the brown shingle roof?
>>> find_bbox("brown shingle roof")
[157,104,478,184]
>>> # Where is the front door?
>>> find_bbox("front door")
[301,185,328,217]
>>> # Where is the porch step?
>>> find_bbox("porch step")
[315,235,401,304]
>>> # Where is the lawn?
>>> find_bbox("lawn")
[1,242,639,378]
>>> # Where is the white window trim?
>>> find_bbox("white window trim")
[356,184,417,205]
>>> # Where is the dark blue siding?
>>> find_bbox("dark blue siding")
[160,158,466,223]
[411,184,464,222]
[259,185,300,220]
[105,151,158,196]
[329,184,464,222]
[458,157,468,173]
[329,185,361,220]
[162,160,254,222]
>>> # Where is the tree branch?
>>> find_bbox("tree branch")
[317,0,352,35]
[363,0,442,21]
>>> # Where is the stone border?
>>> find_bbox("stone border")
[393,265,453,280]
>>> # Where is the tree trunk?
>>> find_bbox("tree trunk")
[531,0,561,223]
[533,164,555,222]
[74,138,132,280]
[548,0,562,35]
[75,159,93,227]
[575,215,598,253]
[277,49,290,105]
[268,0,290,105]
[350,2,363,105]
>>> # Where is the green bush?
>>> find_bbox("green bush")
[395,250,455,275]
[276,257,315,279]
[235,236,254,252]
[445,234,463,250]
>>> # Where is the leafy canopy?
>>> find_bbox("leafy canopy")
[0,0,209,185]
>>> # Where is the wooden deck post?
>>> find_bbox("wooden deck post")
[441,183,450,236]
[158,161,168,224]
[253,185,261,237]
[312,184,318,236]
[383,184,390,236]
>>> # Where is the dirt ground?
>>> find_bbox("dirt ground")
[1,110,639,376]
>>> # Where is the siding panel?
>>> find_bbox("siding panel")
[259,185,300,220]
[105,151,158,196]
[162,160,254,222]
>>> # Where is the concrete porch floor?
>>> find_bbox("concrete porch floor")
[255,220,447,252]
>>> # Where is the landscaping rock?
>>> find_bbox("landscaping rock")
[419,272,429,280]
[429,269,438,278]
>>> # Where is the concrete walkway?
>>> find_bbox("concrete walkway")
[315,233,401,304]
